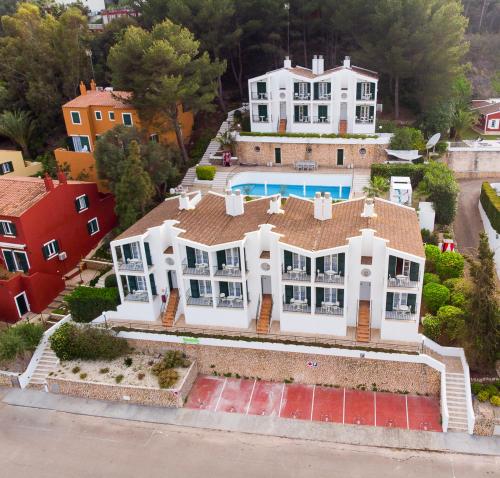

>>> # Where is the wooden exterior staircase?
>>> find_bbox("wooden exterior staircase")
[256,294,273,333]
[162,288,179,327]
[278,119,287,133]
[356,300,370,342]
[339,119,347,135]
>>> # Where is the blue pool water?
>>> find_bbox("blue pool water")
[231,183,350,199]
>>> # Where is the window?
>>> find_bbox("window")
[87,218,99,236]
[324,254,339,273]
[72,136,91,152]
[199,280,212,296]
[292,253,306,270]
[130,242,141,260]
[294,105,309,122]
[393,292,408,310]
[128,275,147,292]
[324,287,338,304]
[359,105,370,121]
[109,111,115,121]
[75,194,89,212]
[361,82,371,99]
[318,82,329,99]
[1,161,13,174]
[122,113,133,126]
[0,220,16,236]
[488,119,499,129]
[227,282,242,297]
[70,111,81,125]
[150,133,159,143]
[225,248,240,267]
[2,250,29,273]
[297,82,309,99]
[42,239,60,260]
[293,285,307,301]
[195,249,209,265]
[95,111,102,120]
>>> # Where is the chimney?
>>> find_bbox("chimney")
[90,79,97,91]
[312,55,318,74]
[314,55,325,75]
[56,169,67,185]
[225,189,244,216]
[323,192,332,219]
[343,56,351,68]
[178,192,194,210]
[283,56,292,69]
[267,195,284,214]
[313,192,332,221]
[43,173,54,192]
[79,81,87,96]
[361,198,376,218]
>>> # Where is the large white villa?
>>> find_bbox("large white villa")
[248,55,378,136]
[106,191,425,344]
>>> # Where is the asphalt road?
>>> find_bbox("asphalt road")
[0,402,498,478]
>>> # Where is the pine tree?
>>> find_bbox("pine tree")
[465,233,500,370]
[114,141,154,231]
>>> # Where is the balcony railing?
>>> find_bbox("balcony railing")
[251,92,269,100]
[118,259,144,271]
[385,310,417,321]
[214,265,242,277]
[293,93,311,100]
[182,260,210,276]
[355,118,374,124]
[186,294,213,306]
[314,94,332,101]
[316,305,343,316]
[252,114,271,123]
[283,302,311,313]
[294,116,310,123]
[358,94,374,101]
[313,117,330,124]
[124,291,149,302]
[216,296,244,308]
[282,268,311,282]
[387,276,419,288]
[315,272,344,284]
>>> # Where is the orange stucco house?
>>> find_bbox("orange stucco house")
[55,80,194,190]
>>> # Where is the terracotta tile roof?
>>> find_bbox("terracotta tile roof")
[0,176,85,217]
[63,90,132,109]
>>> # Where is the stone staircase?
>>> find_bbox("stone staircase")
[27,346,59,390]
[278,118,287,133]
[351,170,371,198]
[212,170,232,192]
[162,288,180,327]
[445,372,469,432]
[356,300,370,342]
[339,119,347,135]
[256,294,273,333]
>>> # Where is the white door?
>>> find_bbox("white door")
[359,281,371,300]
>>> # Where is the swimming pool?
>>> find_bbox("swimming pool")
[229,172,352,199]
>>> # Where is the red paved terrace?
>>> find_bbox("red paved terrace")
[185,375,442,432]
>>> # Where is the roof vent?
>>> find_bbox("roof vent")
[343,56,351,68]
[267,195,284,214]
[284,56,292,69]
[225,189,244,216]
[314,192,332,221]
[179,192,194,210]
[361,198,376,218]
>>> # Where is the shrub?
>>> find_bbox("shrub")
[490,395,500,407]
[65,286,120,323]
[471,382,483,395]
[72,366,81,374]
[157,369,179,388]
[115,374,124,384]
[421,228,438,245]
[436,252,464,280]
[152,351,190,375]
[389,127,426,151]
[424,244,441,272]
[0,322,44,361]
[423,283,450,313]
[424,273,440,285]
[195,165,216,181]
[484,384,499,397]
[450,291,466,308]
[370,163,426,188]
[480,182,500,234]
[99,367,109,374]
[436,306,465,341]
[443,278,460,291]
[138,372,145,380]
[50,323,130,361]
[124,357,133,367]
[477,390,490,402]
[79,373,87,380]
[422,314,441,341]
[104,274,118,288]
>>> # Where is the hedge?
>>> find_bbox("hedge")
[480,182,500,234]
[239,131,376,140]
[65,286,120,323]
[423,282,450,313]
[104,274,117,288]
[370,163,426,188]
[196,165,216,181]
[436,252,464,280]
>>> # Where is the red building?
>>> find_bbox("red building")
[472,99,500,135]
[0,173,116,322]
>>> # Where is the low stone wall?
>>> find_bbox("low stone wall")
[445,150,500,178]
[472,399,500,436]
[0,371,19,388]
[127,339,440,396]
[82,258,112,271]
[47,361,198,408]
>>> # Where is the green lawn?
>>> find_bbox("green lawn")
[460,127,500,140]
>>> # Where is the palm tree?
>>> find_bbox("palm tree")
[451,108,476,140]
[0,110,35,161]
[363,176,389,198]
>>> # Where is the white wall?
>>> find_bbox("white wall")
[478,200,500,279]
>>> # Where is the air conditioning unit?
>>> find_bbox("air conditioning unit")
[58,252,68,261]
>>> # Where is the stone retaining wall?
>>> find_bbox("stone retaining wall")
[0,371,19,388]
[47,361,197,408]
[82,258,113,271]
[127,339,440,396]
[445,150,500,178]
[473,399,500,436]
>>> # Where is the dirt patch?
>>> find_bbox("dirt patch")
[0,351,33,374]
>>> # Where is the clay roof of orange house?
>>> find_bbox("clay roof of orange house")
[0,176,85,217]
[286,65,378,80]
[116,193,423,257]
[63,90,132,109]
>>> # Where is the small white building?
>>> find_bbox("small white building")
[390,177,412,206]
[248,55,378,136]
[105,192,425,344]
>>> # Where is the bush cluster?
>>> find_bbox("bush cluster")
[423,283,450,313]
[49,323,130,361]
[195,165,216,180]
[104,274,118,288]
[424,244,441,272]
[370,163,426,188]
[0,322,44,361]
[435,252,464,280]
[480,182,500,234]
[239,131,375,139]
[421,228,438,245]
[423,272,440,285]
[472,382,500,406]
[389,127,426,151]
[66,286,120,323]
[151,350,190,389]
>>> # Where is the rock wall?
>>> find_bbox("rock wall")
[0,371,18,388]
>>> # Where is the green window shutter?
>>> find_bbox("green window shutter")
[74,198,80,212]
[294,106,299,122]
[284,250,292,270]
[388,255,397,277]
[369,106,374,119]
[356,83,362,100]
[355,105,361,119]
[216,250,226,270]
[186,246,196,268]
[338,289,344,307]
[144,242,152,266]
[128,275,138,292]
[386,292,394,311]
[307,83,311,95]
[409,262,419,281]
[338,253,345,275]
[53,240,60,253]
[84,195,90,208]
[41,245,49,260]
[149,273,157,296]
[327,82,331,94]
[258,104,267,119]
[9,223,17,236]
[370,82,375,97]
[304,105,308,117]
[316,256,324,273]
[306,257,311,275]
[316,287,324,307]
[3,250,15,272]
[257,81,266,93]
[306,287,311,306]
[318,105,327,118]
[314,83,319,100]
[80,136,90,150]
[190,279,200,298]
[407,294,417,313]
[219,281,229,296]
[86,222,92,235]
[285,285,293,304]
[16,253,29,273]
[123,244,132,261]
[294,82,299,95]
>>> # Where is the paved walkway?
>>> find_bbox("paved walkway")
[3,388,499,456]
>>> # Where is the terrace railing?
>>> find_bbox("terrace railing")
[182,260,210,276]
[315,272,344,284]
[387,276,419,288]
[385,310,417,321]
[283,302,311,313]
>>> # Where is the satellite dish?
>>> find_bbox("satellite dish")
[426,133,441,150]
